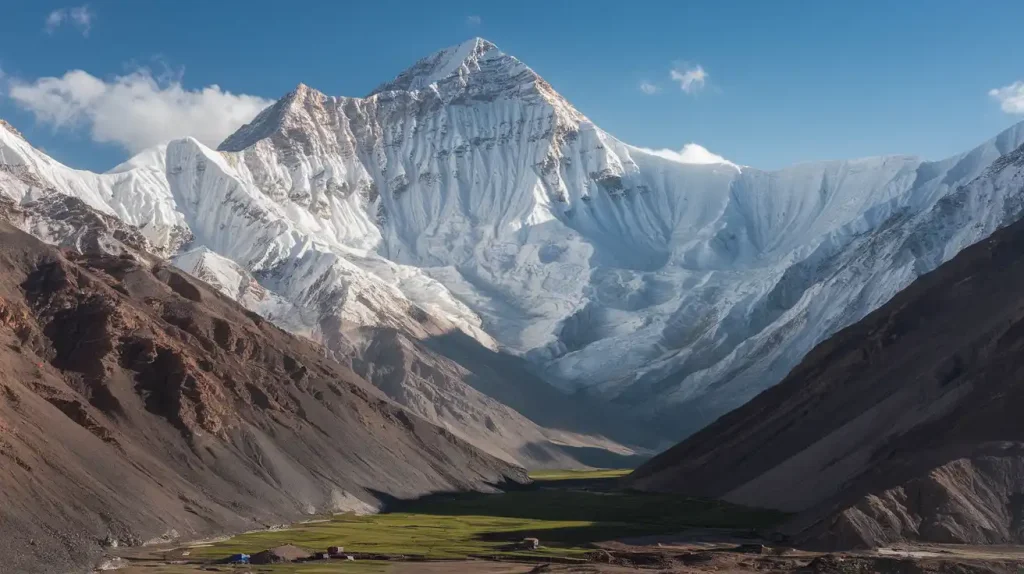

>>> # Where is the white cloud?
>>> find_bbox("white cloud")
[466,15,482,26]
[45,5,94,36]
[8,69,273,153]
[635,143,738,171]
[639,81,659,95]
[44,11,65,33]
[989,81,1024,114]
[670,63,707,94]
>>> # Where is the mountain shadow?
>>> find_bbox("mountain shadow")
[423,329,663,450]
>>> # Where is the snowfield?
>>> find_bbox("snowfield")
[3,38,1024,436]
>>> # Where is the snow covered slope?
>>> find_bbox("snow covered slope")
[213,39,1024,432]
[4,38,1024,439]
[0,116,651,466]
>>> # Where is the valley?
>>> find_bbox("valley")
[108,471,1024,574]
[109,469,784,572]
[3,22,1024,574]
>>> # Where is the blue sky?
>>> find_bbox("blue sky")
[1,0,1023,172]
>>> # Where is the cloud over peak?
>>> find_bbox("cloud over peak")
[8,68,273,153]
[635,143,738,171]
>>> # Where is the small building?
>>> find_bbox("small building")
[520,538,540,550]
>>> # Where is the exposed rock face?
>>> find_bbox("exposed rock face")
[0,220,524,574]
[819,453,1024,548]
[628,190,1024,548]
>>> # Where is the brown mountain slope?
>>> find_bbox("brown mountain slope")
[343,326,651,469]
[627,207,1024,549]
[0,221,525,574]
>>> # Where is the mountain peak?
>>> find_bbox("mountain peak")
[368,37,525,96]
[0,119,25,140]
[217,82,327,152]
[218,38,583,153]
[281,82,326,106]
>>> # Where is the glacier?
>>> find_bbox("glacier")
[3,38,1024,440]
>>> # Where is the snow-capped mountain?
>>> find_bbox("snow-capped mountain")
[4,39,1024,440]
[0,113,653,467]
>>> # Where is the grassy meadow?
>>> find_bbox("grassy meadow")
[527,468,633,481]
[127,468,786,573]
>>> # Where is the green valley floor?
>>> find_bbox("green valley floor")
[112,470,1024,573]
[113,469,781,572]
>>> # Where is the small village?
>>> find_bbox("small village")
[222,538,543,566]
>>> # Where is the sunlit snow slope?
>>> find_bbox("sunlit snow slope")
[4,38,1024,437]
